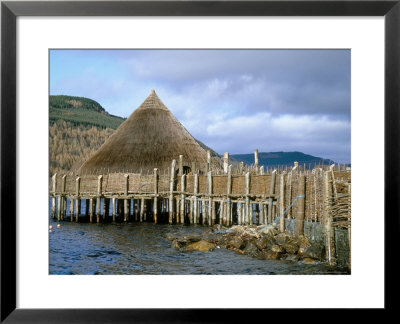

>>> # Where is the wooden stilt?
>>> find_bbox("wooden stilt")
[295,175,306,236]
[254,149,259,173]
[245,172,250,225]
[169,159,176,224]
[96,175,103,223]
[226,165,232,226]
[237,202,242,225]
[140,197,145,222]
[207,171,213,225]
[193,174,199,224]
[89,198,94,223]
[223,152,229,174]
[154,168,158,224]
[51,174,57,219]
[75,177,80,222]
[279,173,286,232]
[124,174,129,222]
[220,200,225,225]
[61,175,66,220]
[180,174,186,224]
[267,170,276,224]
[324,171,336,265]
[207,150,211,173]
[112,197,116,222]
[189,197,193,224]
[175,197,180,224]
[69,197,74,222]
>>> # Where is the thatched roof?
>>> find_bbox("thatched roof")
[77,90,220,174]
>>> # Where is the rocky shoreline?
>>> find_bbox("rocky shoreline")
[167,223,327,265]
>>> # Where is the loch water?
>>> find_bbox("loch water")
[49,200,349,275]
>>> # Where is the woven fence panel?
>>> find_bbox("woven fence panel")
[106,173,126,192]
[231,176,245,195]
[213,176,227,195]
[128,174,142,192]
[333,171,351,182]
[80,175,101,193]
[137,175,154,193]
[65,176,76,193]
[186,175,194,193]
[250,175,270,195]
[158,175,170,192]
[198,175,208,194]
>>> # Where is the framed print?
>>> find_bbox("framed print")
[1,0,399,321]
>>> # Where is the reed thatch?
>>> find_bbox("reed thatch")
[76,90,220,174]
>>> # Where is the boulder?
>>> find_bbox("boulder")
[171,240,182,250]
[228,236,245,250]
[302,257,318,265]
[202,232,222,244]
[284,254,300,262]
[255,235,275,251]
[176,235,202,245]
[282,242,299,255]
[257,224,278,236]
[275,233,291,245]
[243,241,262,258]
[217,236,230,249]
[261,250,281,260]
[300,242,325,260]
[186,240,216,252]
[271,244,285,253]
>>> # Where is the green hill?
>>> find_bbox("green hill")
[230,151,335,169]
[49,95,125,129]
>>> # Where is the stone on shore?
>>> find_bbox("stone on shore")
[186,240,216,252]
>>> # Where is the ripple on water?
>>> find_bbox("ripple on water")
[49,216,349,275]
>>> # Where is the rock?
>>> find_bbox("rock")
[171,240,182,249]
[302,257,318,265]
[271,244,285,253]
[243,241,262,258]
[217,236,230,249]
[186,240,216,252]
[297,236,312,254]
[300,242,325,260]
[255,235,275,250]
[257,224,278,236]
[176,235,202,245]
[228,236,245,250]
[284,254,300,262]
[261,250,281,260]
[283,242,299,254]
[202,232,222,244]
[274,233,291,245]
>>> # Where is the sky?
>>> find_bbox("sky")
[50,49,351,164]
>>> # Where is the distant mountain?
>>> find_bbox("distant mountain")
[230,151,336,169]
[49,95,126,129]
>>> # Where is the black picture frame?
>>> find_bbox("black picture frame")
[1,0,398,322]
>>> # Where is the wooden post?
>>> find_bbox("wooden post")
[207,150,211,173]
[239,162,244,175]
[140,197,145,222]
[180,174,186,224]
[324,171,336,265]
[89,198,94,223]
[245,172,250,225]
[348,184,351,270]
[223,152,229,174]
[226,165,232,225]
[202,199,207,225]
[75,177,80,222]
[124,174,129,222]
[279,173,286,232]
[69,197,74,222]
[175,197,180,224]
[258,203,263,224]
[112,197,116,222]
[96,175,103,223]
[254,149,259,173]
[259,165,264,175]
[193,174,199,224]
[154,168,158,224]
[189,196,193,224]
[288,173,292,219]
[268,170,276,224]
[179,155,184,177]
[169,159,176,224]
[51,174,57,219]
[237,202,242,225]
[212,200,216,225]
[207,171,213,225]
[61,175,66,220]
[220,199,225,225]
[295,175,306,236]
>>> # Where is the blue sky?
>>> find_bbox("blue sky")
[50,49,351,163]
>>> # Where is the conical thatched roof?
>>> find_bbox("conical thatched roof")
[77,90,219,174]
